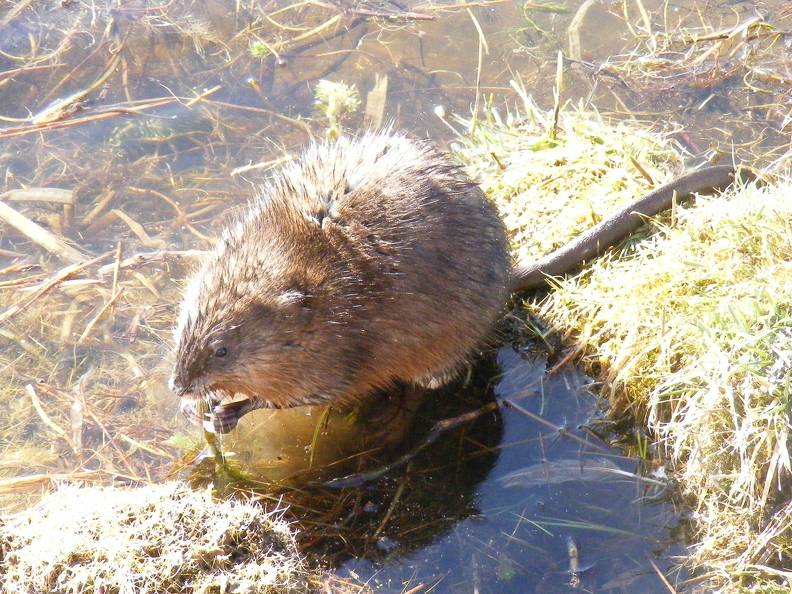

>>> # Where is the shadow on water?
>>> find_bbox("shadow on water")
[1,1,789,592]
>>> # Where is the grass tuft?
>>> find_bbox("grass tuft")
[455,94,792,591]
[452,90,684,268]
[0,481,307,594]
[540,181,792,589]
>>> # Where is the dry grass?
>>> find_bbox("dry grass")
[452,83,684,268]
[455,96,791,592]
[0,481,308,594]
[540,181,791,592]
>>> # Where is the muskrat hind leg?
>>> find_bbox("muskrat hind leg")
[356,383,427,447]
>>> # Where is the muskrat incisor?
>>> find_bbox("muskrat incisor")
[170,131,753,433]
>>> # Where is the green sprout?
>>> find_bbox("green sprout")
[314,79,361,141]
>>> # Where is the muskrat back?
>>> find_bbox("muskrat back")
[170,131,511,427]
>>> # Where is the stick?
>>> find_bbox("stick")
[0,251,113,325]
[320,402,499,489]
[1,188,74,205]
[76,287,125,345]
[0,199,87,262]
[97,249,208,275]
[26,384,71,444]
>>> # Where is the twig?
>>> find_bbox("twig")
[81,189,116,228]
[567,0,598,61]
[106,209,167,249]
[374,477,407,537]
[551,49,564,139]
[320,402,499,488]
[1,188,74,205]
[273,13,342,50]
[647,557,678,594]
[310,1,434,21]
[26,384,72,445]
[111,242,122,296]
[32,52,122,124]
[205,99,314,136]
[466,8,488,135]
[0,471,104,494]
[77,288,125,345]
[0,251,113,325]
[127,187,186,229]
[500,398,609,452]
[0,97,179,140]
[97,249,208,275]
[0,0,35,28]
[0,64,59,86]
[0,199,87,262]
[118,434,176,460]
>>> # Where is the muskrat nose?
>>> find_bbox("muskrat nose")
[168,375,189,397]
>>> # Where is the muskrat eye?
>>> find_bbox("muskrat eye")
[214,346,228,358]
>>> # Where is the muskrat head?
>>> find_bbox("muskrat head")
[170,287,309,405]
[169,226,364,433]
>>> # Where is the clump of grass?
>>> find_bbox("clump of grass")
[0,482,307,594]
[454,93,791,591]
[539,181,791,589]
[452,88,684,268]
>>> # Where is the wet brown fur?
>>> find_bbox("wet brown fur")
[170,131,510,418]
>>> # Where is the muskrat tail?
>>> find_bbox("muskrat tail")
[510,164,761,293]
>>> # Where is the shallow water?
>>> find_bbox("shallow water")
[0,1,789,592]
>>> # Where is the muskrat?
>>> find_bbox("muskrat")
[170,130,753,433]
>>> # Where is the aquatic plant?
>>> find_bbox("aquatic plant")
[314,79,361,141]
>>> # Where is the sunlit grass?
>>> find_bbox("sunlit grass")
[541,181,791,588]
[456,94,791,592]
[0,482,307,593]
[452,84,684,268]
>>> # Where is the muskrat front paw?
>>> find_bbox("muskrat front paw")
[210,402,243,434]
[211,398,266,434]
[180,396,255,434]
[180,398,203,426]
